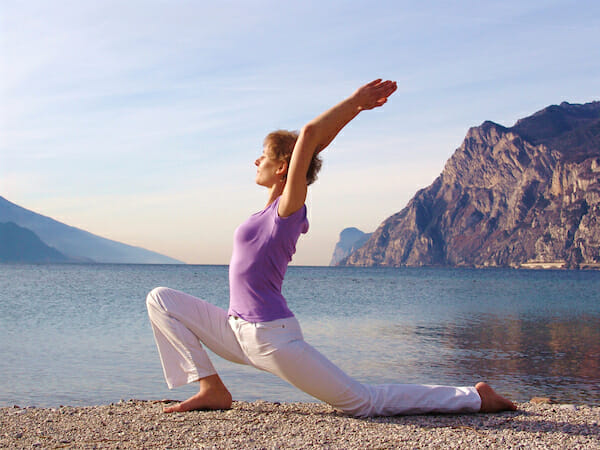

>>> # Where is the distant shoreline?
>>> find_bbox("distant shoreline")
[2,400,599,449]
[3,261,600,270]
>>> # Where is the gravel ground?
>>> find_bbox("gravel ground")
[1,399,599,449]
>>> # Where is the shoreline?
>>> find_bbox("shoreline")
[2,400,599,449]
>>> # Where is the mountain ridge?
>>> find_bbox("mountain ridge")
[0,196,183,264]
[337,101,600,269]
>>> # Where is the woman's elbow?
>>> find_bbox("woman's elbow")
[300,122,317,140]
[298,123,322,152]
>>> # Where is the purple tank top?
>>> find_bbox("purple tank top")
[228,196,309,322]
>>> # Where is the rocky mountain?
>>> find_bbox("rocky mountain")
[0,196,183,264]
[338,101,600,269]
[0,222,75,263]
[330,227,372,265]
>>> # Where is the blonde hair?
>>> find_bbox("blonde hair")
[263,130,322,185]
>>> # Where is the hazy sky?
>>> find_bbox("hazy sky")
[2,0,599,265]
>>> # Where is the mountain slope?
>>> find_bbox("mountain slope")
[0,196,183,264]
[338,101,600,269]
[0,222,74,263]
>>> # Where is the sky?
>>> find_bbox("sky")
[1,0,599,265]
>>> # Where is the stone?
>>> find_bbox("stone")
[530,397,553,404]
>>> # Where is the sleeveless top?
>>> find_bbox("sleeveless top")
[227,196,309,322]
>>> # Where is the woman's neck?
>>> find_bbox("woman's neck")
[265,183,285,208]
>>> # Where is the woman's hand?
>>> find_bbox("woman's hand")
[353,79,398,111]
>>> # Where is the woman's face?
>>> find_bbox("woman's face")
[255,148,285,187]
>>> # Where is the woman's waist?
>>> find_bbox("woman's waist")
[227,296,294,323]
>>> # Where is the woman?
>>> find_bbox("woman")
[146,79,517,416]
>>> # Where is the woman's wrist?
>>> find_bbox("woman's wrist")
[346,92,364,113]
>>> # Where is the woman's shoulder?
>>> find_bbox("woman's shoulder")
[273,196,304,218]
[273,198,308,234]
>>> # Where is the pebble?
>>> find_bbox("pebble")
[531,397,554,404]
[0,400,598,449]
[560,404,578,411]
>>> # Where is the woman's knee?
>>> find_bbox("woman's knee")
[146,286,171,312]
[146,287,203,319]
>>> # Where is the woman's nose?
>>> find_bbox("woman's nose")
[255,158,260,166]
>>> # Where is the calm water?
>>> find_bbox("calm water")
[0,264,598,408]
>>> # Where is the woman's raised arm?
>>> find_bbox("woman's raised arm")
[278,79,397,217]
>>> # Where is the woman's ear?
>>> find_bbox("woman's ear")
[276,160,288,177]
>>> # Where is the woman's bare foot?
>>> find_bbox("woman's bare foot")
[164,374,232,413]
[476,382,517,413]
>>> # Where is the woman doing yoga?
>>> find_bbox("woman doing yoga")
[146,79,517,417]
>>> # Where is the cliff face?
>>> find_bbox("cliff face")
[340,101,600,269]
[330,227,372,265]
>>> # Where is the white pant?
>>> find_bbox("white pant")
[146,286,481,417]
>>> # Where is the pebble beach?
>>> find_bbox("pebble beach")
[1,399,599,449]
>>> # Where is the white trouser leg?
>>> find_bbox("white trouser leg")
[146,287,250,389]
[231,316,481,417]
[147,287,481,417]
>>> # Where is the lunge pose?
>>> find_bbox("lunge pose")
[146,79,517,416]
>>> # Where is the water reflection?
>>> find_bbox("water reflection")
[444,314,600,404]
[299,314,600,406]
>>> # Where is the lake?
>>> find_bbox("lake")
[0,264,598,408]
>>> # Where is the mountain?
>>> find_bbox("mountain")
[337,101,600,269]
[0,196,183,264]
[330,227,372,265]
[0,222,74,263]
